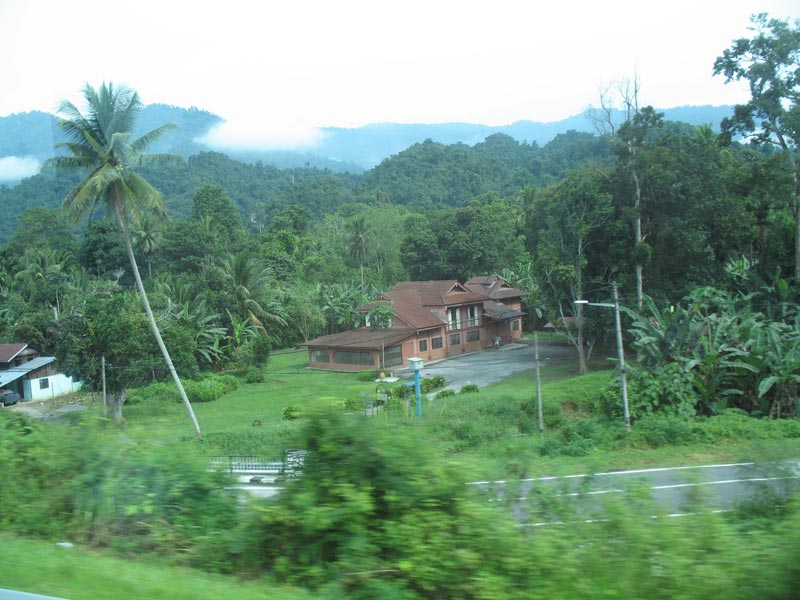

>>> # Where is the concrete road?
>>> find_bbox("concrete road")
[411,338,576,393]
[468,461,800,523]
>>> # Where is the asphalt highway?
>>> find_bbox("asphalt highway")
[468,461,800,524]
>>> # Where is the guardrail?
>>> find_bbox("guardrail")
[210,451,306,487]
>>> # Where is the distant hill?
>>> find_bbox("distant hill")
[0,104,733,185]
[311,105,733,168]
[0,104,222,161]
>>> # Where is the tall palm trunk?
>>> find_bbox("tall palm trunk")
[115,202,202,436]
[794,161,800,280]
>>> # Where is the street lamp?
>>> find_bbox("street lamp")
[575,283,630,431]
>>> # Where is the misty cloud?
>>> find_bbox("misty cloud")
[0,156,40,183]
[198,118,326,151]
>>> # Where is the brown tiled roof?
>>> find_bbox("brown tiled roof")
[390,281,487,306]
[483,300,524,320]
[303,327,416,350]
[382,290,446,330]
[465,276,526,300]
[0,343,27,363]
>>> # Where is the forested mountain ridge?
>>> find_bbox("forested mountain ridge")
[0,129,611,245]
[0,104,222,163]
[1,103,732,183]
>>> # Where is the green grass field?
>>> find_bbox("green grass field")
[113,349,800,479]
[0,534,312,600]
[5,347,800,600]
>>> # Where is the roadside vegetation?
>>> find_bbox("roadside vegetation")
[2,344,799,598]
[1,13,800,599]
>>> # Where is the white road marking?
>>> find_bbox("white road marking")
[652,476,798,490]
[467,462,759,487]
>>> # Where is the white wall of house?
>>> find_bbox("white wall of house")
[23,374,82,401]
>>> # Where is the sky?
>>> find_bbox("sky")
[1,0,799,153]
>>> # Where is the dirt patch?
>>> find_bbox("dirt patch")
[5,397,90,421]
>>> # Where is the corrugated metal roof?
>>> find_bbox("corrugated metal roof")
[0,356,55,387]
[0,343,28,363]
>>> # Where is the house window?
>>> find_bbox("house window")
[466,305,479,328]
[419,339,428,352]
[311,350,330,363]
[39,378,49,390]
[334,351,375,366]
[448,308,461,331]
[431,337,443,350]
[450,333,461,346]
[512,319,521,331]
[366,314,392,328]
[467,330,480,343]
[383,345,403,368]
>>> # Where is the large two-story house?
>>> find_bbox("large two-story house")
[303,277,525,372]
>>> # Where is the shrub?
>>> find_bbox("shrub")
[435,389,455,399]
[183,375,239,403]
[128,374,239,405]
[126,382,178,405]
[420,375,446,393]
[238,409,531,596]
[243,368,264,384]
[0,412,240,567]
[282,406,300,420]
[630,414,698,448]
[460,383,479,394]
[598,363,698,421]
[356,370,381,382]
[199,424,298,456]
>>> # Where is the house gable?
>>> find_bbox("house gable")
[0,343,30,367]
[304,277,526,371]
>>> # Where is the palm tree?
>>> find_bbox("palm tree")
[132,209,164,279]
[52,83,202,436]
[221,251,288,330]
[347,214,369,286]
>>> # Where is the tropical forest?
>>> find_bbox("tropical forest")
[0,13,799,600]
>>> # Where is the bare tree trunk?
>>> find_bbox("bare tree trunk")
[575,240,588,374]
[794,206,800,281]
[576,304,587,375]
[109,390,125,424]
[794,162,800,280]
[116,203,202,437]
[632,170,644,310]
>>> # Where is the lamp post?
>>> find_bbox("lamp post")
[575,282,630,431]
[408,357,424,418]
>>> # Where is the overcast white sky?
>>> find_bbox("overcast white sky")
[1,0,799,150]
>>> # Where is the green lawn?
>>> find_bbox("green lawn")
[122,350,379,454]
[0,534,312,600]
[110,348,800,479]
[5,348,800,600]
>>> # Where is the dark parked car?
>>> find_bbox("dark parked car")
[0,390,21,406]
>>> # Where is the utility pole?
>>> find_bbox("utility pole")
[575,283,631,431]
[611,283,630,432]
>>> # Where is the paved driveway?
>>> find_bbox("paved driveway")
[413,338,576,393]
